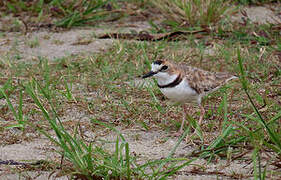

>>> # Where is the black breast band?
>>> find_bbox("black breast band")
[157,75,182,88]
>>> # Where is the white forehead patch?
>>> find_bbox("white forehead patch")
[151,63,162,72]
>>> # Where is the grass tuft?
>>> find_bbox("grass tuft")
[25,79,137,179]
[53,0,124,28]
[151,0,230,28]
[0,87,25,130]
[1,0,124,28]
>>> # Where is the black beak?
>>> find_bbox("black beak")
[142,71,157,78]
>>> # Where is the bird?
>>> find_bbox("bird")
[142,59,238,136]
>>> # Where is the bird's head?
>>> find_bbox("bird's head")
[142,60,175,79]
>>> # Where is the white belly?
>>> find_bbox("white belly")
[160,79,199,103]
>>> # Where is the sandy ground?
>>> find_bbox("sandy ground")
[0,124,264,179]
[0,5,280,180]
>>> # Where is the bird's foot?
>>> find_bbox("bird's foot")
[185,132,196,143]
[185,130,206,145]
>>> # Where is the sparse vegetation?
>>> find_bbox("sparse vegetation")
[26,37,40,48]
[151,0,230,28]
[0,0,124,28]
[0,0,280,179]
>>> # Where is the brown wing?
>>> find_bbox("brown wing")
[180,65,234,94]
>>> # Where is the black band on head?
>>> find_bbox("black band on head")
[153,60,163,65]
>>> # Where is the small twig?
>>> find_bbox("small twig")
[189,144,241,157]
[232,150,251,161]
[59,154,64,170]
[19,18,28,35]
[0,159,27,166]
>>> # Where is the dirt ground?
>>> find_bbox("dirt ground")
[0,5,280,180]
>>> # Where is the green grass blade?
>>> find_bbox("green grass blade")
[153,127,190,176]
[237,48,281,152]
[207,125,233,150]
[18,90,23,122]
[0,88,18,120]
[222,93,228,130]
[158,158,198,179]
[252,147,259,180]
[146,86,164,113]
[125,142,131,180]
[25,83,50,120]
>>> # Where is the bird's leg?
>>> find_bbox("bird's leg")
[185,105,206,143]
[198,104,205,125]
[171,104,187,137]
[180,104,187,132]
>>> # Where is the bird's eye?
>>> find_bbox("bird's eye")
[160,65,168,71]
